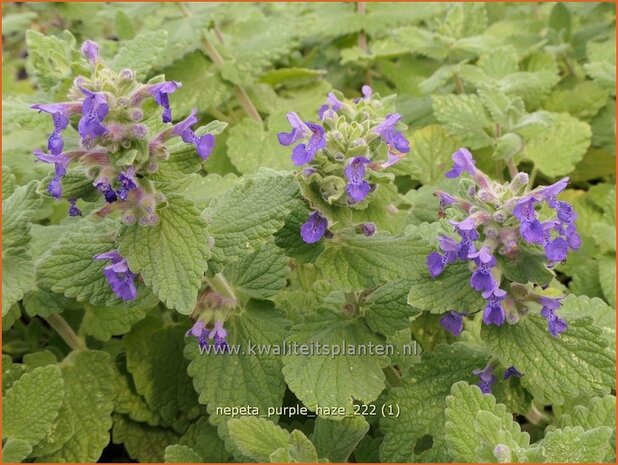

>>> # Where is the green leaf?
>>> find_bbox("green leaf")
[226,118,292,174]
[407,262,485,314]
[311,416,369,462]
[225,241,290,300]
[482,315,615,405]
[82,304,149,342]
[598,255,616,308]
[496,246,555,286]
[3,365,64,446]
[2,438,32,463]
[39,350,116,462]
[444,382,530,462]
[523,113,592,177]
[178,416,229,462]
[555,395,616,431]
[111,30,167,79]
[274,202,324,263]
[2,165,16,198]
[119,194,210,314]
[316,233,427,291]
[363,278,420,336]
[282,310,387,414]
[2,182,41,315]
[558,294,616,349]
[380,343,489,461]
[25,30,78,95]
[399,125,461,184]
[29,402,76,458]
[205,170,300,265]
[538,426,613,462]
[544,81,609,120]
[227,416,318,463]
[2,355,26,394]
[260,67,327,86]
[432,94,492,149]
[123,321,198,425]
[165,444,202,463]
[112,414,179,463]
[186,305,289,424]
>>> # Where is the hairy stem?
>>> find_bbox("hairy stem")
[178,3,263,124]
[205,273,238,306]
[506,159,519,179]
[357,2,367,52]
[45,314,86,351]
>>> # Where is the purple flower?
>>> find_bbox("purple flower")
[318,92,344,119]
[426,252,447,278]
[209,321,228,351]
[33,149,71,199]
[117,167,138,201]
[94,250,137,301]
[482,288,507,326]
[81,40,100,66]
[445,148,477,179]
[360,222,376,236]
[345,156,371,203]
[300,211,328,244]
[68,198,82,217]
[31,103,71,155]
[186,320,209,350]
[554,201,576,223]
[278,116,326,166]
[361,85,372,100]
[468,246,497,293]
[78,87,109,139]
[149,81,182,123]
[513,197,544,245]
[534,177,569,206]
[503,366,523,380]
[440,310,466,336]
[473,364,496,394]
[95,177,118,203]
[540,297,567,337]
[374,114,410,154]
[171,109,216,160]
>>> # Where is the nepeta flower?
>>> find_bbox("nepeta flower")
[445,148,477,179]
[33,149,70,199]
[535,177,569,206]
[95,175,118,203]
[361,85,372,100]
[117,167,138,200]
[94,250,137,301]
[31,103,71,155]
[482,288,507,326]
[360,222,376,236]
[81,40,100,66]
[540,297,567,337]
[503,366,523,380]
[68,198,82,217]
[473,364,496,394]
[149,81,181,123]
[186,320,209,350]
[209,321,228,351]
[318,92,344,119]
[300,211,328,244]
[78,87,109,139]
[513,197,544,244]
[468,246,497,293]
[278,113,326,166]
[374,114,410,154]
[344,156,371,203]
[440,310,466,336]
[172,109,215,160]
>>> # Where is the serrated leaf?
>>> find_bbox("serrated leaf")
[544,81,609,120]
[3,365,64,446]
[483,315,615,405]
[523,113,591,177]
[2,438,32,464]
[556,395,616,431]
[538,426,613,462]
[316,233,427,292]
[407,262,485,314]
[2,181,41,315]
[112,414,179,463]
[225,241,290,300]
[497,246,555,286]
[282,310,387,414]
[380,343,489,461]
[558,294,616,349]
[123,321,198,425]
[178,416,229,462]
[205,170,300,265]
[82,304,149,342]
[119,194,210,314]
[164,444,202,463]
[311,416,369,462]
[363,278,419,336]
[25,30,77,95]
[444,382,530,462]
[432,94,493,149]
[39,350,115,462]
[226,416,291,462]
[111,30,167,79]
[186,305,289,424]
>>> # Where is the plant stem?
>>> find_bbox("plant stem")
[506,159,519,179]
[45,314,86,351]
[205,273,238,306]
[383,365,402,387]
[453,74,464,94]
[529,165,539,188]
[177,3,263,124]
[357,2,367,53]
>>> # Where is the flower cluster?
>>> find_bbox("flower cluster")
[277,86,411,244]
[472,363,522,394]
[428,148,578,337]
[31,40,220,301]
[186,320,229,352]
[31,40,217,223]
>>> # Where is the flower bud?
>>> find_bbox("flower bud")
[358,222,376,236]
[119,68,136,82]
[131,124,148,139]
[493,444,511,463]
[131,108,144,121]
[510,171,529,195]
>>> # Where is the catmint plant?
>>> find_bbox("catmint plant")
[277,85,411,243]
[31,40,219,301]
